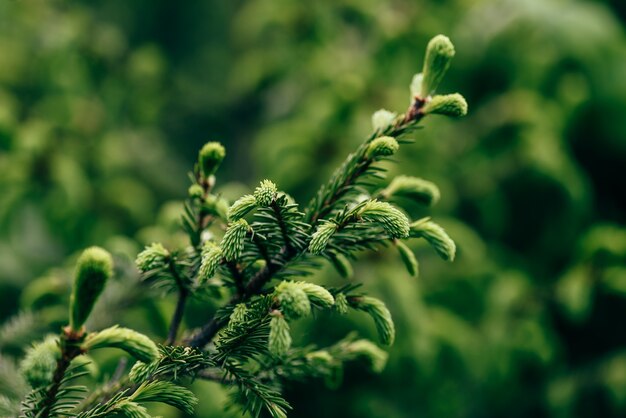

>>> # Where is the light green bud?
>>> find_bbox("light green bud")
[366,136,399,159]
[69,247,113,331]
[410,73,423,98]
[188,184,204,199]
[381,175,440,206]
[220,219,250,261]
[268,312,291,357]
[410,217,456,261]
[334,293,349,315]
[308,221,338,254]
[198,142,225,177]
[275,281,311,319]
[254,179,278,207]
[199,241,223,282]
[83,326,158,363]
[229,303,248,327]
[356,200,410,238]
[421,34,455,97]
[295,282,335,308]
[350,296,395,346]
[19,336,60,388]
[228,195,257,222]
[135,242,170,272]
[371,109,397,132]
[422,93,468,117]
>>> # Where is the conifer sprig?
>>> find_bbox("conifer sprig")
[11,34,467,418]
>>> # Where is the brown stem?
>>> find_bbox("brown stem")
[166,287,188,345]
[40,328,84,418]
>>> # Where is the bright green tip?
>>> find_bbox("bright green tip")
[198,141,226,177]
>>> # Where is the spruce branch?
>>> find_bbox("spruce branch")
[13,34,468,418]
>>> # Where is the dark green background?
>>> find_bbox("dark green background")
[1,0,626,417]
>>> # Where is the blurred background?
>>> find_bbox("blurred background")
[1,0,626,417]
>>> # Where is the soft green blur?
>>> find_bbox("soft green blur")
[1,0,626,417]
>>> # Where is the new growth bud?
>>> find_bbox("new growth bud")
[199,241,223,282]
[356,200,410,238]
[422,93,468,117]
[366,136,399,159]
[228,195,257,222]
[275,281,311,319]
[334,293,349,315]
[350,296,395,346]
[296,282,335,308]
[268,311,291,357]
[254,179,278,207]
[83,325,159,363]
[221,219,250,261]
[19,336,60,388]
[198,142,225,178]
[410,217,456,261]
[308,221,338,254]
[188,184,204,199]
[381,175,441,206]
[371,109,397,132]
[135,242,170,272]
[421,34,455,97]
[69,247,113,331]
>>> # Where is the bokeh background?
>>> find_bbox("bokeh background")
[1,0,626,417]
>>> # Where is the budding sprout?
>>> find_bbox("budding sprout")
[254,179,278,207]
[381,175,441,206]
[83,325,159,363]
[135,242,170,272]
[422,93,468,117]
[198,141,226,178]
[199,241,223,282]
[371,109,397,132]
[228,195,257,222]
[19,336,60,388]
[221,219,250,261]
[366,136,399,159]
[356,200,410,238]
[275,281,311,319]
[350,296,395,346]
[268,311,291,357]
[421,34,455,97]
[308,221,338,254]
[69,246,113,331]
[410,217,456,261]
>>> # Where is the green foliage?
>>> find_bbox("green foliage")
[348,296,396,346]
[6,2,624,416]
[3,33,465,417]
